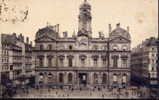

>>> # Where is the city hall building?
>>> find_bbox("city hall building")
[34,0,131,89]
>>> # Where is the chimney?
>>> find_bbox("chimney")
[116,23,120,28]
[63,31,68,38]
[26,37,29,44]
[127,26,129,32]
[108,24,112,33]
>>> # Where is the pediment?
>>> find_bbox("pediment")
[110,36,130,43]
[35,35,56,42]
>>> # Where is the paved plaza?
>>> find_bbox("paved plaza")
[12,86,150,99]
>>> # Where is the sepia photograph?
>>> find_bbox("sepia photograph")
[0,0,158,99]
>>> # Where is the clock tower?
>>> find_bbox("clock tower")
[78,0,92,38]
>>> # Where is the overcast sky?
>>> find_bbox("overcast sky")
[0,0,158,48]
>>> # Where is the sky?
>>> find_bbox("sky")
[0,0,158,48]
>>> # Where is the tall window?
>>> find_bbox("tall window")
[59,73,64,83]
[102,73,107,84]
[113,74,117,82]
[92,55,98,66]
[102,56,107,66]
[122,74,127,83]
[68,58,73,67]
[48,44,52,50]
[68,73,73,83]
[112,56,118,68]
[48,73,53,84]
[122,58,127,68]
[69,45,73,50]
[48,57,52,67]
[39,57,43,67]
[39,73,44,83]
[81,59,85,66]
[80,55,86,67]
[60,58,64,67]
[59,55,64,67]
[94,73,98,84]
[40,45,44,50]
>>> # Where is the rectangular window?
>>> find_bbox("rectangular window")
[81,59,85,66]
[39,58,43,67]
[112,56,118,68]
[122,59,127,68]
[103,59,106,65]
[68,58,72,67]
[48,58,52,67]
[60,59,64,67]
[94,59,97,66]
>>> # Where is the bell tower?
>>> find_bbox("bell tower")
[78,0,92,37]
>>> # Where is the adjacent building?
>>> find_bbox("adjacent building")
[34,0,131,89]
[131,37,158,87]
[0,33,34,85]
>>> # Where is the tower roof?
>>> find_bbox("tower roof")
[110,23,131,40]
[80,0,91,9]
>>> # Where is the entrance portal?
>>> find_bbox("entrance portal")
[79,73,87,86]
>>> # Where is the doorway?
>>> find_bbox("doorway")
[79,73,87,86]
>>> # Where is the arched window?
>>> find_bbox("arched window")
[94,73,98,84]
[113,74,117,82]
[112,45,118,51]
[48,73,53,79]
[39,73,44,81]
[59,73,64,83]
[102,73,107,84]
[48,44,52,50]
[80,55,87,66]
[122,45,128,51]
[68,73,73,83]
[40,45,44,50]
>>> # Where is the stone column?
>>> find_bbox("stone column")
[44,54,47,67]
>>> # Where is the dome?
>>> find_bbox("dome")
[110,24,131,40]
[35,25,57,39]
[80,0,91,9]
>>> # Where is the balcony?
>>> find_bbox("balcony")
[35,66,109,71]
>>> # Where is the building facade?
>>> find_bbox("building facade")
[131,37,158,87]
[34,0,131,89]
[0,33,34,85]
